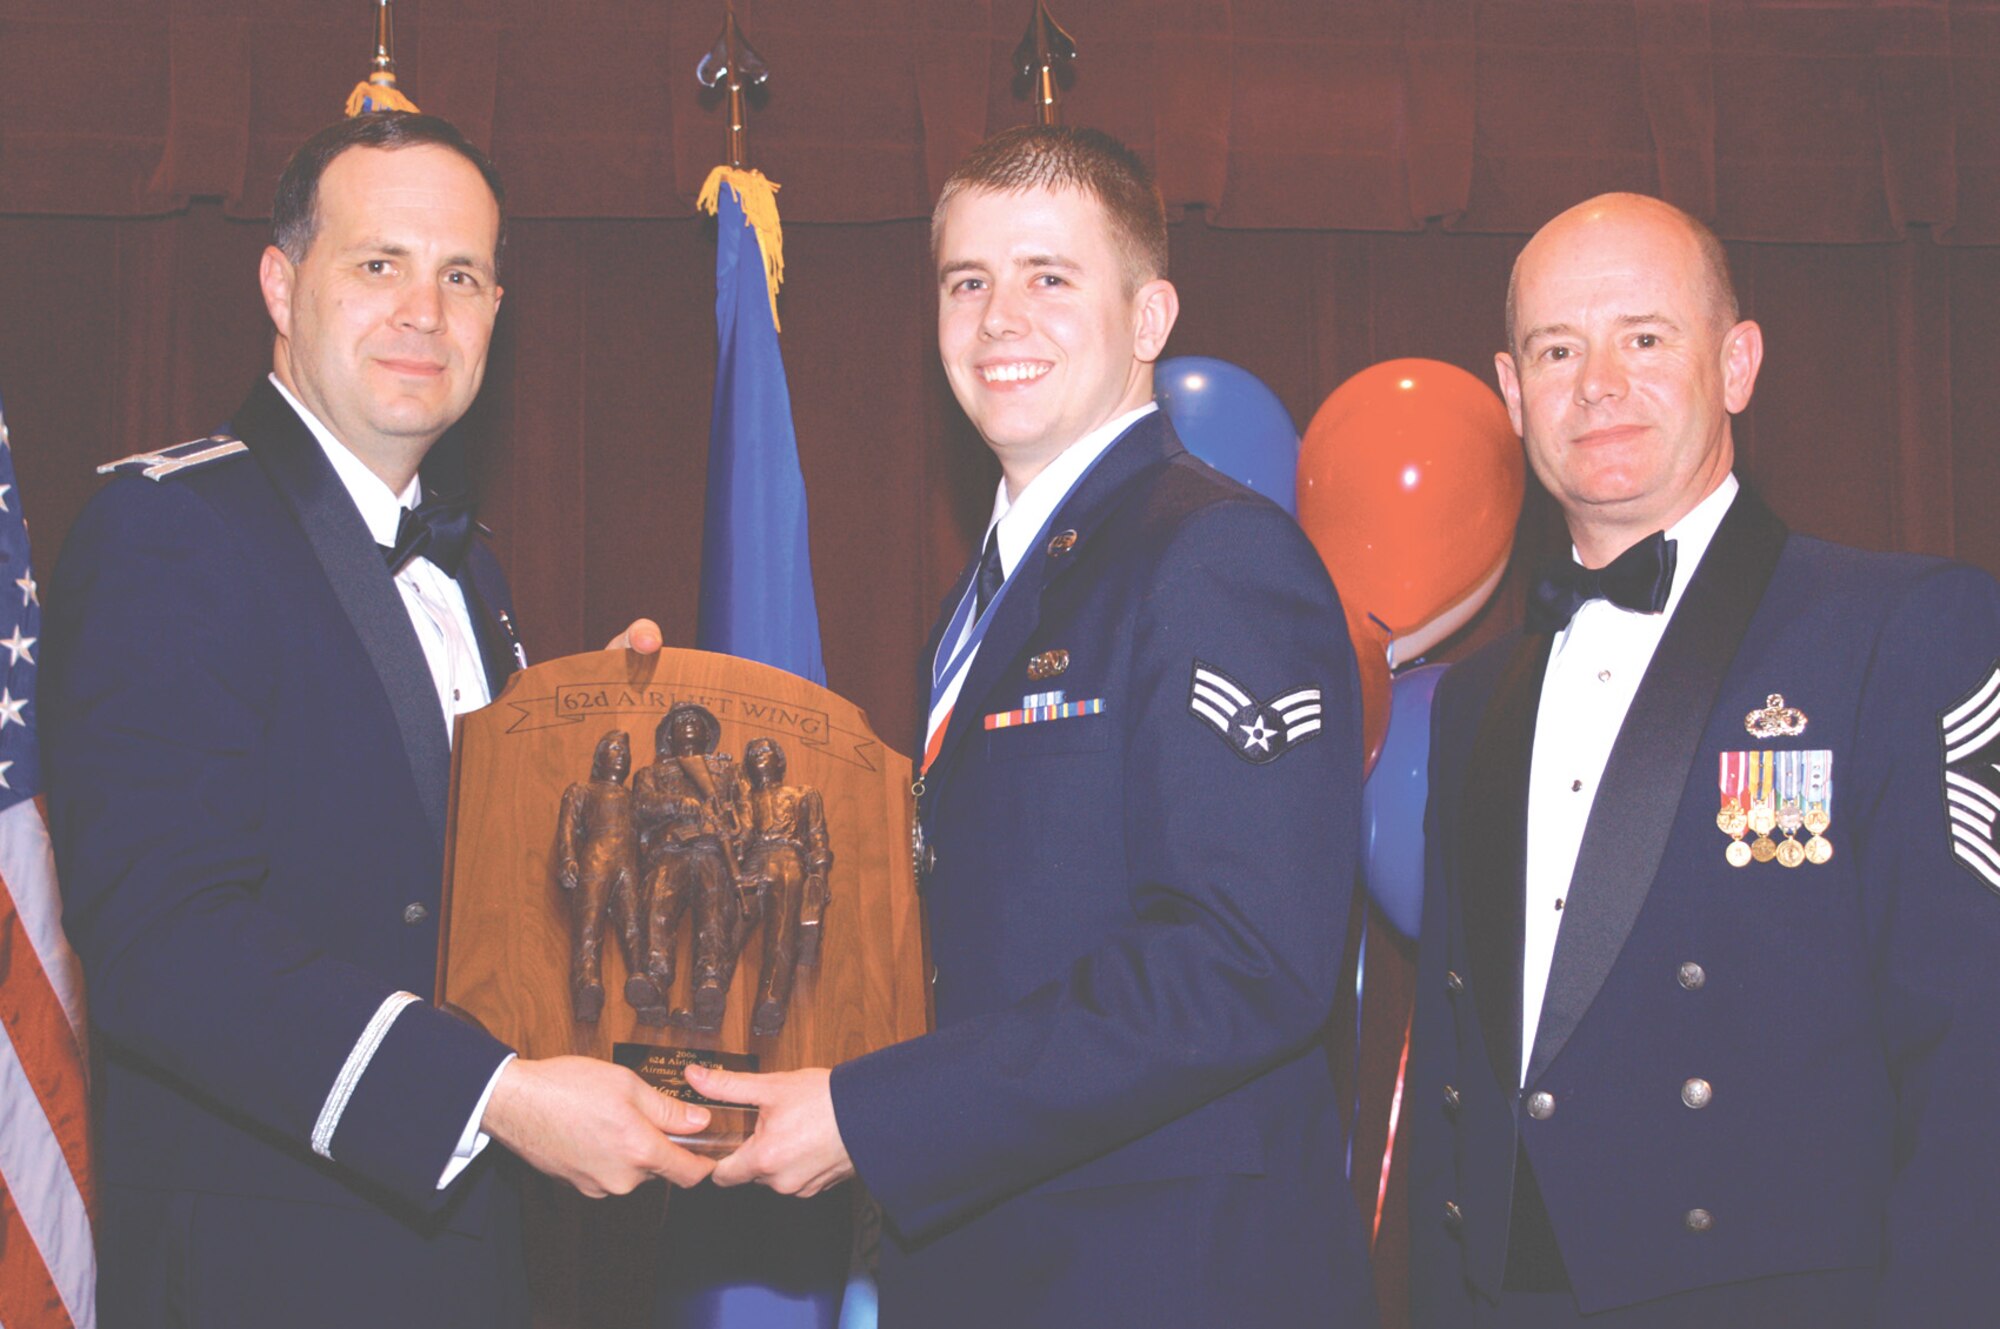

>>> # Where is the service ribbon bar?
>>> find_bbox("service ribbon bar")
[984,698,1105,730]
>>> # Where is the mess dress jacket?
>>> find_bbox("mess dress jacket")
[1407,487,2000,1326]
[44,380,528,1328]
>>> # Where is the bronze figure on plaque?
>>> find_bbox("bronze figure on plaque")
[631,704,753,1031]
[552,702,838,1034]
[553,729,641,1023]
[735,737,833,1036]
[444,647,925,1173]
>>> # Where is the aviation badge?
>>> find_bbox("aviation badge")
[1188,660,1321,765]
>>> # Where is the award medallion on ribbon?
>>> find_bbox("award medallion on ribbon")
[1747,749,1779,863]
[1803,749,1834,864]
[1775,750,1807,868]
[1718,751,1752,867]
[1718,748,1834,868]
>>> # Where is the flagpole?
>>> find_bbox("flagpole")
[344,0,419,116]
[1013,1,1077,126]
[671,22,843,1319]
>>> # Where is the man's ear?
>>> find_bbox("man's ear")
[259,246,295,341]
[1131,278,1180,365]
[1720,319,1764,415]
[1494,350,1526,437]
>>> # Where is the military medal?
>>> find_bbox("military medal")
[1803,749,1834,865]
[1775,750,1807,868]
[1747,749,1779,862]
[1718,751,1753,866]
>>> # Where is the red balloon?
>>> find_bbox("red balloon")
[1298,359,1523,662]
[1348,607,1392,781]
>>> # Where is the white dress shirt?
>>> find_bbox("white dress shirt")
[269,374,507,1186]
[923,402,1157,754]
[1519,473,1739,1085]
[269,375,491,738]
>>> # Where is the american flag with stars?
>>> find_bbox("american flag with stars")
[0,387,96,1329]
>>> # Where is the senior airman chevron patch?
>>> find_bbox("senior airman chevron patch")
[1942,659,2000,892]
[1188,661,1322,765]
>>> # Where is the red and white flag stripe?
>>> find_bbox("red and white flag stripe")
[0,798,95,1329]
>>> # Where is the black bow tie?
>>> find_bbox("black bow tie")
[1526,530,1678,634]
[382,492,476,577]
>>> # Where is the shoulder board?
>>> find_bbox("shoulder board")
[97,434,248,482]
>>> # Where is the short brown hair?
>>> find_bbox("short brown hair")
[933,126,1168,290]
[272,112,506,269]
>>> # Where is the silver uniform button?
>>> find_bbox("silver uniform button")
[1685,1207,1714,1233]
[1443,1084,1461,1113]
[1443,1200,1464,1230]
[1525,1090,1556,1120]
[402,902,428,925]
[1681,1077,1713,1109]
[1678,961,1706,990]
[1445,969,1465,995]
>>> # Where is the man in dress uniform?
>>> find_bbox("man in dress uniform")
[1406,192,2000,1327]
[43,113,712,1328]
[683,126,1380,1326]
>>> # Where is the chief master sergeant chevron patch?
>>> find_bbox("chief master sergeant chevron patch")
[1943,658,2000,891]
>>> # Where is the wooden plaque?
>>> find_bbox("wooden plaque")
[438,649,929,1146]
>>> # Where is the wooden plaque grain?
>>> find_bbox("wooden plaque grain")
[437,648,929,1076]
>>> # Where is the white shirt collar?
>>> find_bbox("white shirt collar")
[981,402,1157,578]
[268,372,420,547]
[1639,470,1738,622]
[1557,472,1740,647]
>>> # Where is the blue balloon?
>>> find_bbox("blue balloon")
[1361,663,1448,938]
[1155,357,1300,515]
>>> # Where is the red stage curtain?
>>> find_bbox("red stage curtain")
[6,6,2000,1326]
[6,2,2000,240]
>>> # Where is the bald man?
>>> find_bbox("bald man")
[1406,193,2000,1327]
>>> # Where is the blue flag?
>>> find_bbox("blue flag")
[694,172,825,686]
[664,171,848,1329]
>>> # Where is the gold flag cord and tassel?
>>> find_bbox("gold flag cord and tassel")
[346,1,419,117]
[345,71,419,117]
[697,166,785,332]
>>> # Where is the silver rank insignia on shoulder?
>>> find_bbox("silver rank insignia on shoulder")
[1941,659,2000,892]
[1188,660,1321,765]
[1744,693,1808,739]
[97,434,248,482]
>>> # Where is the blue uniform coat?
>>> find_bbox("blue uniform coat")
[44,380,529,1328]
[1408,487,2000,1326]
[831,413,1379,1327]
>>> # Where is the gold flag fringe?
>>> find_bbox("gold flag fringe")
[345,72,420,117]
[697,165,785,332]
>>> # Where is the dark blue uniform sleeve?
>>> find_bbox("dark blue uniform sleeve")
[831,502,1362,1238]
[1855,563,2000,1319]
[44,478,510,1209]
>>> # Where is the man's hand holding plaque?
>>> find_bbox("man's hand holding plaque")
[688,1063,854,1198]
[484,1054,715,1194]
